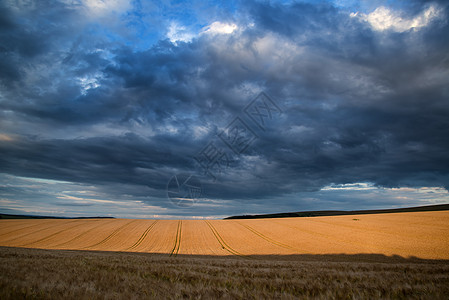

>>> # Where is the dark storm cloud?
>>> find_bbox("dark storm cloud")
[0,134,195,194]
[0,0,448,215]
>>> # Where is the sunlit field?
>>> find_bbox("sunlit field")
[1,211,448,259]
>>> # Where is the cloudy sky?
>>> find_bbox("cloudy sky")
[0,0,448,219]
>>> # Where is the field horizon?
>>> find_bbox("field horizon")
[2,203,448,220]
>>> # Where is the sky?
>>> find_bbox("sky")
[0,0,448,219]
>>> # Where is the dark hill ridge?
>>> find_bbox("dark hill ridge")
[224,204,449,220]
[0,214,114,219]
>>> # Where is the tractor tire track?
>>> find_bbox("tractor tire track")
[237,222,298,252]
[52,219,116,248]
[1,220,80,244]
[83,220,138,250]
[169,220,182,257]
[127,220,159,250]
[0,220,56,239]
[273,219,419,252]
[19,221,94,247]
[205,220,247,258]
[272,219,369,249]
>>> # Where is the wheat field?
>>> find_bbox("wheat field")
[1,210,448,259]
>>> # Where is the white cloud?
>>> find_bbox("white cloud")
[320,183,449,206]
[201,21,238,35]
[351,4,443,32]
[192,125,209,139]
[167,22,195,44]
[321,182,377,191]
[82,0,131,16]
[78,74,101,95]
[166,21,238,44]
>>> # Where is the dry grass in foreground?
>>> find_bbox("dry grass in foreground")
[1,247,448,299]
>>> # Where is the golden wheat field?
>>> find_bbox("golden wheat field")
[1,210,448,259]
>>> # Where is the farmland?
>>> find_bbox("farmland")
[1,210,449,299]
[0,211,448,259]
